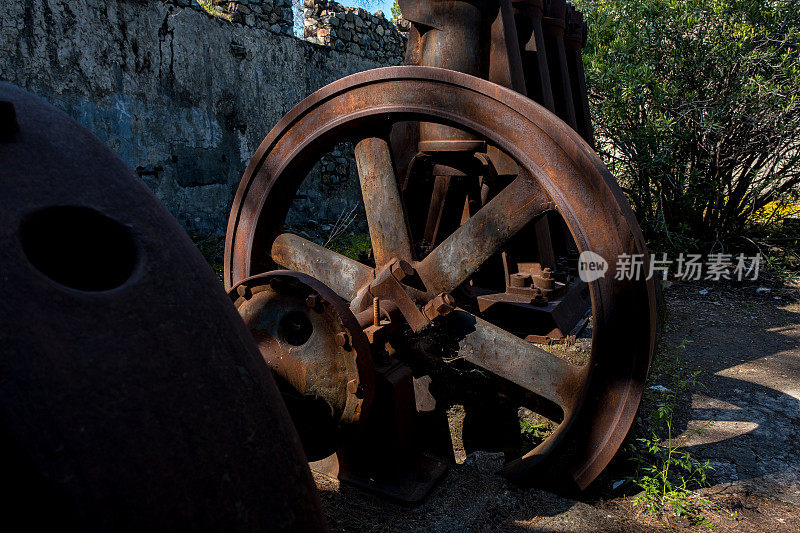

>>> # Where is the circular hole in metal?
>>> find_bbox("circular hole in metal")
[20,206,138,292]
[277,310,313,346]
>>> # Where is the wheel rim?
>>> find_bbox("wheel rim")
[225,66,656,489]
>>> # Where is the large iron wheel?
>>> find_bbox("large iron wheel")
[225,66,655,490]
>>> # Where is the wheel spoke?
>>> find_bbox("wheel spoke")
[271,233,374,301]
[354,137,414,267]
[447,309,582,410]
[416,173,554,295]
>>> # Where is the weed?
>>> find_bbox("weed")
[195,0,234,22]
[762,245,800,282]
[331,233,372,261]
[520,419,548,440]
[627,338,719,526]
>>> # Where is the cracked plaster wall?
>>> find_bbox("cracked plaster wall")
[0,0,390,234]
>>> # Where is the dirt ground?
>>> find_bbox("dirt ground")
[314,277,800,531]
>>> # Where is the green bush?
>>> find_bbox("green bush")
[575,0,800,247]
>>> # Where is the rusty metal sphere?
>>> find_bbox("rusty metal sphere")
[224,66,655,490]
[0,83,326,531]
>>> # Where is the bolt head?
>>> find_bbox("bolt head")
[236,284,251,299]
[425,293,455,319]
[335,331,350,348]
[390,259,414,281]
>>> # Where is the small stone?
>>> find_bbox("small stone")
[464,451,505,474]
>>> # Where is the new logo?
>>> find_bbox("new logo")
[578,251,608,282]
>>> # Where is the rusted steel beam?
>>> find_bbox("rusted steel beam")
[354,137,414,266]
[513,0,556,111]
[542,0,578,129]
[446,309,583,410]
[564,5,594,145]
[489,0,528,94]
[416,171,555,296]
[271,232,374,301]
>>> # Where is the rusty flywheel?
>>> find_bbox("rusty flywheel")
[225,66,655,494]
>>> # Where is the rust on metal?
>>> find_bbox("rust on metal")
[229,271,375,460]
[225,66,655,493]
[354,136,414,267]
[224,0,652,500]
[271,232,373,301]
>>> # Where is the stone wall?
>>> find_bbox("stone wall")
[0,0,398,235]
[168,0,295,35]
[303,0,406,64]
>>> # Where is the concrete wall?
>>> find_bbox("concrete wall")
[0,0,398,234]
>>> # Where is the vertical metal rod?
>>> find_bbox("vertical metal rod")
[513,0,556,112]
[542,0,578,129]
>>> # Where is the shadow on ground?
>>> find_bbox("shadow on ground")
[661,282,800,506]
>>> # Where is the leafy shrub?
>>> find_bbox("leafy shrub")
[576,0,800,247]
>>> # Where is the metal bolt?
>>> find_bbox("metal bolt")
[541,268,553,279]
[423,293,455,320]
[347,379,365,398]
[335,331,350,348]
[236,284,251,299]
[373,296,381,327]
[390,259,414,281]
[0,101,19,142]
